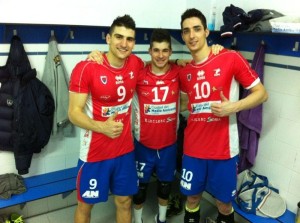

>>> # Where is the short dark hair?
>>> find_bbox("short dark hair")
[180,8,207,30]
[150,28,172,49]
[109,14,136,35]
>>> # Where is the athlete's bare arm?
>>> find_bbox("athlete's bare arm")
[68,92,124,139]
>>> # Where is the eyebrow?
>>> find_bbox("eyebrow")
[183,25,202,30]
[113,33,135,40]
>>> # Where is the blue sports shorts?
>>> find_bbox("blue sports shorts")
[180,155,238,203]
[134,139,177,183]
[76,151,138,204]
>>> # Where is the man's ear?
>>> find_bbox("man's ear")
[205,29,210,38]
[106,33,110,44]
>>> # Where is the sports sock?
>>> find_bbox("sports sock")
[184,203,200,223]
[133,207,143,223]
[158,203,167,222]
[216,208,234,223]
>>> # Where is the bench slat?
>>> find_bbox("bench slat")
[0,168,77,209]
[24,168,77,188]
[232,200,279,223]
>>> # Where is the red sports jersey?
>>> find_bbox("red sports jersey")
[179,49,260,159]
[69,54,144,162]
[133,64,181,149]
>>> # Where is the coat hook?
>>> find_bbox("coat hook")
[70,30,74,39]
[51,30,55,36]
[292,41,299,52]
[13,29,17,36]
[144,33,148,41]
[101,31,106,40]
[231,37,237,47]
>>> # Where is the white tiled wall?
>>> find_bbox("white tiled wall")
[242,52,300,214]
[1,36,300,218]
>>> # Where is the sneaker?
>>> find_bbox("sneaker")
[0,214,10,223]
[166,193,183,217]
[206,217,216,223]
[155,214,166,223]
[10,214,24,223]
[166,194,174,217]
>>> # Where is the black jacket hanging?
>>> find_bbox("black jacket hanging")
[0,35,55,175]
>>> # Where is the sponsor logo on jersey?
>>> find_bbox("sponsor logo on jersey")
[197,70,205,80]
[144,102,176,115]
[82,190,99,198]
[191,101,220,114]
[115,75,124,84]
[166,117,176,122]
[102,99,132,117]
[213,68,221,76]
[144,118,166,123]
[141,91,149,96]
[100,95,111,100]
[137,171,144,178]
[129,71,134,79]
[180,180,191,190]
[100,76,107,84]
[156,80,165,85]
[212,86,223,92]
[207,116,221,122]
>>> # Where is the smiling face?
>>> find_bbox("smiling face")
[106,26,136,67]
[181,17,209,54]
[149,41,172,74]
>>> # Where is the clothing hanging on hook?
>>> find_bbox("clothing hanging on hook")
[238,42,266,172]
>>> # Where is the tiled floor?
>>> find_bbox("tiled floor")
[23,197,217,223]
[22,182,220,223]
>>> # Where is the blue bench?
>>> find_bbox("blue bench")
[232,200,296,223]
[0,167,77,209]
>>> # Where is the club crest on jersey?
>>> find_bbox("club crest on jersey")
[143,80,149,85]
[100,76,107,84]
[187,74,191,81]
[115,75,124,84]
[197,70,205,80]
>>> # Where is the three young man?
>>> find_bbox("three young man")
[69,7,268,223]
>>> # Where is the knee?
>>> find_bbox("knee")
[115,196,132,210]
[157,181,172,200]
[186,194,201,206]
[216,200,233,215]
[133,183,148,205]
[76,201,93,216]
